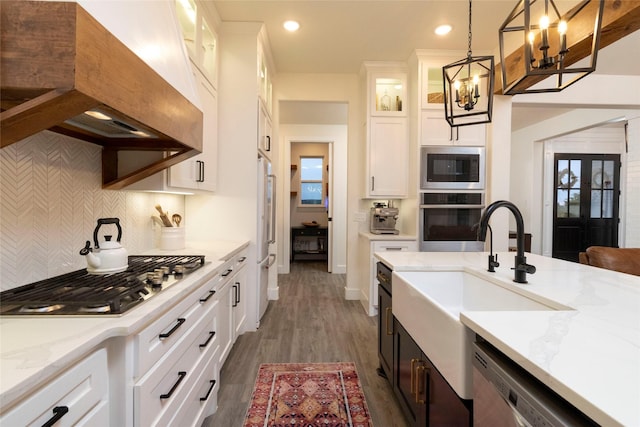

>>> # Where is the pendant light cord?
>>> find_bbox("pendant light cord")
[467,0,473,59]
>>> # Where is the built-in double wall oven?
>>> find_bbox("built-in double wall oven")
[419,146,486,252]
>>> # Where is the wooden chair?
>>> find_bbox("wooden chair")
[578,246,640,276]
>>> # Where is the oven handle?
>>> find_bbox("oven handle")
[420,204,485,209]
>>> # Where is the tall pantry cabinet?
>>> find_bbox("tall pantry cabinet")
[186,21,275,333]
[361,62,409,198]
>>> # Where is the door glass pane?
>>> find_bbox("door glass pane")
[603,190,614,218]
[590,190,601,218]
[592,160,603,189]
[557,160,569,188]
[557,190,569,217]
[603,161,614,189]
[570,160,581,188]
[569,190,580,217]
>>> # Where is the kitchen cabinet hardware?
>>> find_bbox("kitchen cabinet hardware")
[199,290,216,303]
[232,284,240,307]
[159,318,186,339]
[239,257,247,262]
[265,135,271,151]
[221,269,233,277]
[385,307,393,336]
[41,406,69,427]
[160,371,187,399]
[410,358,419,397]
[199,331,216,348]
[200,380,217,402]
[371,176,375,191]
[416,363,430,404]
[196,160,205,183]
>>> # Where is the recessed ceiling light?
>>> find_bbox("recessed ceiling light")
[283,20,300,32]
[435,24,452,36]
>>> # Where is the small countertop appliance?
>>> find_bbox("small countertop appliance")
[370,202,399,235]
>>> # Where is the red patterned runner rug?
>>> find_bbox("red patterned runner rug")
[243,362,373,427]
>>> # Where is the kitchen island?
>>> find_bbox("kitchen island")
[375,251,640,427]
[0,239,249,426]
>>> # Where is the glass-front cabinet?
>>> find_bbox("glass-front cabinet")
[371,73,407,116]
[175,0,218,87]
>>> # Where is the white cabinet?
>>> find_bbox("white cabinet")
[360,236,417,316]
[258,43,273,114]
[216,250,248,367]
[1,349,110,427]
[232,262,248,339]
[174,0,219,89]
[362,63,409,198]
[123,63,218,193]
[367,117,409,197]
[169,68,218,191]
[133,273,220,426]
[258,99,272,154]
[420,111,486,146]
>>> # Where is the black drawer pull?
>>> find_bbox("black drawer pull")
[235,282,241,305]
[200,380,216,401]
[232,284,238,307]
[159,318,186,339]
[199,331,216,348]
[221,268,233,277]
[199,290,216,303]
[238,256,247,262]
[42,406,69,427]
[160,371,187,399]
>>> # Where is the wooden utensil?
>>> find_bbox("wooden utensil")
[172,214,182,227]
[155,205,173,227]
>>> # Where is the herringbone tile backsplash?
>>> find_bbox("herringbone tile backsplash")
[0,132,185,291]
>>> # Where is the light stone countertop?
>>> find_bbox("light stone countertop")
[358,231,417,241]
[0,239,249,409]
[374,250,640,427]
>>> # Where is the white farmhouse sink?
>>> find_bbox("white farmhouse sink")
[393,270,558,400]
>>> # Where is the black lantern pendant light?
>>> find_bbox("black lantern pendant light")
[443,0,495,127]
[498,0,604,95]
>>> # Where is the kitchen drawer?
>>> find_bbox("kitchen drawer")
[372,240,418,252]
[1,348,109,427]
[165,343,220,426]
[134,272,219,376]
[134,300,218,426]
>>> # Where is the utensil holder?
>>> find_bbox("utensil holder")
[159,227,185,250]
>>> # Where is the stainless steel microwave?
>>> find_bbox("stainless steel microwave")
[420,146,485,190]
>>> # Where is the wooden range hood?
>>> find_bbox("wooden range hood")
[0,1,203,190]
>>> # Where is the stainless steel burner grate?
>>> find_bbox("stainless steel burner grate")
[0,255,205,315]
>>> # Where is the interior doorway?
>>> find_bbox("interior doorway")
[279,100,348,276]
[552,153,621,262]
[289,142,332,270]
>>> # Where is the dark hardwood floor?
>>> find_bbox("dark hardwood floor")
[202,261,408,426]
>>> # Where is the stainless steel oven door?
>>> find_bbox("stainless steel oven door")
[420,146,485,190]
[419,204,484,252]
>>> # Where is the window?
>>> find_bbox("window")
[300,157,324,205]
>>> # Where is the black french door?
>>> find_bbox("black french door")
[552,153,621,262]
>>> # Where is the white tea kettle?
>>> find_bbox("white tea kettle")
[79,218,128,274]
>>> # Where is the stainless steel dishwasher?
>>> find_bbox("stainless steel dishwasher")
[472,340,598,427]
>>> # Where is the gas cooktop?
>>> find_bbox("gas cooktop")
[0,255,206,316]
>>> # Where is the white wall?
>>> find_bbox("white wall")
[274,73,361,294]
[0,132,184,291]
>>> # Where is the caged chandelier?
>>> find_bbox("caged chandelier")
[498,0,604,95]
[442,0,495,128]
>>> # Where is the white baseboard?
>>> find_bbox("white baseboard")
[268,287,279,300]
[344,286,360,300]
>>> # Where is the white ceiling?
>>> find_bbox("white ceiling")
[210,0,640,129]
